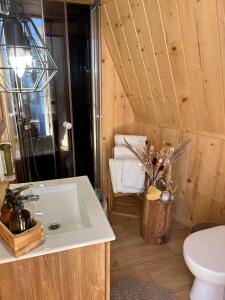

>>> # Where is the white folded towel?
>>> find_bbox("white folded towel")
[114,146,136,159]
[109,158,145,193]
[115,134,147,148]
[122,159,145,189]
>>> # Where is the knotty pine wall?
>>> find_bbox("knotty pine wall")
[101,0,225,227]
[101,37,135,197]
[135,122,225,227]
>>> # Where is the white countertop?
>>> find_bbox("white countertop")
[0,176,115,264]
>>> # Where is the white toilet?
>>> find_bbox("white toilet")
[183,225,225,300]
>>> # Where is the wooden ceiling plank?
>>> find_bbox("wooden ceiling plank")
[159,0,195,130]
[67,0,94,4]
[176,0,209,132]
[194,0,225,134]
[101,7,138,116]
[143,0,181,128]
[129,0,170,126]
[101,9,131,98]
[104,0,147,120]
[115,0,158,124]
[113,66,133,133]
[101,36,116,171]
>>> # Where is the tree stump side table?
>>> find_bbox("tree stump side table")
[142,198,175,245]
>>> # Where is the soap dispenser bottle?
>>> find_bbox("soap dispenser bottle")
[21,204,32,230]
[9,201,26,234]
[9,201,31,234]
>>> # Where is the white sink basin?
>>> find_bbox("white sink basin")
[25,182,91,235]
[0,176,115,264]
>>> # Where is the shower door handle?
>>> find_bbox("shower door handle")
[63,122,72,130]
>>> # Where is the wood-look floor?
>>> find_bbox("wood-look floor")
[109,196,193,300]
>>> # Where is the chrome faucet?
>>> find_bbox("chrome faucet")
[9,184,33,196]
[6,184,39,202]
[18,194,40,201]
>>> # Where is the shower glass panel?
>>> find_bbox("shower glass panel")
[0,0,75,182]
[43,0,75,179]
[14,82,57,182]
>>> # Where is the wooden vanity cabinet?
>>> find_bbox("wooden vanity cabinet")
[0,242,110,300]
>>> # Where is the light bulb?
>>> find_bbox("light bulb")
[9,47,27,78]
[25,50,32,67]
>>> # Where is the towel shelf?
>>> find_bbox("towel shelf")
[108,178,144,217]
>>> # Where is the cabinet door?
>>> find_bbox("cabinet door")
[0,242,110,300]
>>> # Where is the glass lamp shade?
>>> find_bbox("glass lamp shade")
[8,47,27,78]
[0,15,58,93]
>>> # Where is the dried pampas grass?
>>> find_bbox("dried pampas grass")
[124,138,191,192]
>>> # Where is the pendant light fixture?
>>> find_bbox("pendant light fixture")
[0,0,58,93]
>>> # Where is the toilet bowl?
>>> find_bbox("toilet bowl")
[183,225,225,300]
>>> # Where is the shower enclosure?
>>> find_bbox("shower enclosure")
[0,0,101,192]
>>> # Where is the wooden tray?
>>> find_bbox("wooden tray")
[0,217,44,257]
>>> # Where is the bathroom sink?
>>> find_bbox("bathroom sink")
[0,176,115,264]
[24,182,91,236]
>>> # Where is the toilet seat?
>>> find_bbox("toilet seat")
[183,225,225,285]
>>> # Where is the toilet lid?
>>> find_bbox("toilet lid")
[184,225,225,273]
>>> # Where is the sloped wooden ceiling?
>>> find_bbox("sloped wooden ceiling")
[102,0,225,135]
[68,0,94,3]
[20,0,94,18]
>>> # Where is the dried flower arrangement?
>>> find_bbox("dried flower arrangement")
[124,138,191,200]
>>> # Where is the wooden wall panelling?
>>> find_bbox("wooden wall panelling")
[172,131,193,226]
[188,136,221,225]
[217,0,225,119]
[135,122,157,140]
[158,126,179,147]
[103,0,225,226]
[178,133,199,226]
[135,122,225,227]
[135,122,161,150]
[182,135,221,226]
[101,37,135,198]
[208,140,225,222]
[134,122,179,149]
